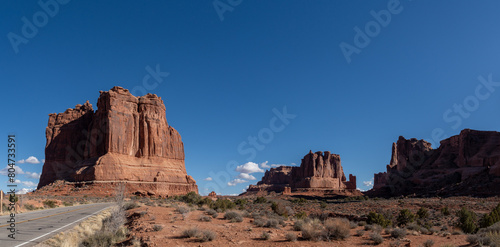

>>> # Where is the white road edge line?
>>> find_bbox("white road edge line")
[14,205,112,247]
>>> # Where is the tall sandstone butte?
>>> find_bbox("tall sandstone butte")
[371,129,500,197]
[39,86,198,196]
[246,151,358,195]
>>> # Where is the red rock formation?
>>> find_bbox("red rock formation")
[245,151,358,196]
[208,191,217,197]
[38,86,198,196]
[371,129,500,197]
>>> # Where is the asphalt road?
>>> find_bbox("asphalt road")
[0,202,113,247]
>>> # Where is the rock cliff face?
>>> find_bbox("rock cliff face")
[246,151,357,195]
[370,129,500,197]
[38,86,198,196]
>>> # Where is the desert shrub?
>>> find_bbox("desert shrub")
[356,229,365,236]
[254,197,267,204]
[224,211,243,222]
[180,191,202,205]
[264,218,279,228]
[123,201,140,210]
[285,232,297,242]
[152,225,163,232]
[198,197,213,207]
[480,203,500,228]
[367,212,391,228]
[320,201,327,209]
[293,219,305,231]
[370,232,384,245]
[175,206,190,214]
[423,239,435,247]
[43,200,57,208]
[211,198,236,212]
[206,208,218,218]
[323,218,351,240]
[390,228,407,239]
[24,203,36,211]
[417,207,429,219]
[397,209,415,227]
[63,201,74,207]
[358,221,367,226]
[295,211,307,220]
[182,227,200,238]
[198,230,217,242]
[466,234,491,246]
[199,215,212,222]
[235,198,248,206]
[441,206,451,216]
[301,219,325,241]
[261,231,270,240]
[456,207,478,234]
[253,217,267,227]
[290,197,307,204]
[406,222,421,232]
[349,221,357,229]
[271,202,288,217]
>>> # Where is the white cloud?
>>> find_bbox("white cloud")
[237,173,256,180]
[203,177,213,181]
[227,179,247,186]
[357,187,367,192]
[363,180,373,188]
[270,164,284,168]
[17,188,34,194]
[0,165,24,175]
[18,156,41,164]
[22,181,37,187]
[290,163,297,166]
[25,172,41,179]
[227,194,238,196]
[235,162,264,174]
[260,161,270,169]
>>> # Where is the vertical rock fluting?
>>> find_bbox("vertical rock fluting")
[38,86,197,196]
[371,129,500,196]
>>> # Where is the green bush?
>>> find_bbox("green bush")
[271,202,288,217]
[367,212,391,228]
[211,198,235,212]
[456,207,478,234]
[290,198,307,204]
[397,209,415,226]
[254,197,267,204]
[24,203,36,211]
[235,198,248,206]
[320,201,327,209]
[43,200,57,208]
[441,206,451,216]
[479,203,500,228]
[295,211,307,220]
[181,191,202,205]
[417,207,429,219]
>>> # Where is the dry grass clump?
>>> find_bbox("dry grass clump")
[199,215,212,222]
[206,208,218,218]
[181,227,216,242]
[301,218,325,241]
[323,218,351,240]
[370,232,384,245]
[261,231,271,240]
[390,228,407,239]
[224,211,243,222]
[285,232,297,242]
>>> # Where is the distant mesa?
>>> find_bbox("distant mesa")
[244,151,360,196]
[369,129,500,197]
[37,86,198,196]
[208,191,217,197]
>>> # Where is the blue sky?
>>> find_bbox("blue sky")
[2,0,500,195]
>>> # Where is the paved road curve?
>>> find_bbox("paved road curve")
[0,203,113,247]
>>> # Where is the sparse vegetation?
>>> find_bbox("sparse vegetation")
[211,198,236,212]
[206,208,218,218]
[456,207,478,234]
[224,211,243,222]
[43,200,57,208]
[367,212,391,227]
[370,232,384,245]
[199,215,212,222]
[285,232,297,242]
[152,224,163,232]
[397,209,415,226]
[480,203,500,228]
[390,228,407,239]
[423,239,435,247]
[271,201,288,217]
[323,218,351,240]
[417,207,429,219]
[24,203,36,210]
[301,218,325,241]
[441,206,451,216]
[261,231,270,240]
[254,197,267,204]
[182,227,200,238]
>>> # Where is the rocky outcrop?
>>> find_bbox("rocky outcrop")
[38,86,198,196]
[370,129,500,197]
[246,151,358,195]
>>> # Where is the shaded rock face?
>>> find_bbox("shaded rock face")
[246,151,357,195]
[371,129,500,197]
[39,86,198,196]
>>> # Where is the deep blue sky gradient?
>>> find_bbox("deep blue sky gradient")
[2,0,500,195]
